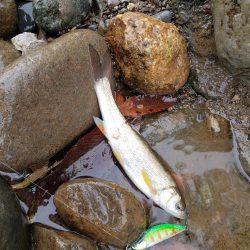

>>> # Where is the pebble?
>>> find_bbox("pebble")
[11,32,46,55]
[127,3,135,11]
[232,95,241,102]
[153,10,172,23]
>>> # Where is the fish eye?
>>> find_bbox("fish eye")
[175,201,185,211]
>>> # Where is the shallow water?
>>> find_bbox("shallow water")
[4,107,250,249]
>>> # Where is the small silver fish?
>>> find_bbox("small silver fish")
[89,45,186,219]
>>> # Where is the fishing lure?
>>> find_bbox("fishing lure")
[127,223,187,250]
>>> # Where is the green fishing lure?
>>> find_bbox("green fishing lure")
[127,223,187,250]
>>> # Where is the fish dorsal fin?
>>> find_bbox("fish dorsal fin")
[89,44,102,82]
[102,49,112,80]
[89,44,112,81]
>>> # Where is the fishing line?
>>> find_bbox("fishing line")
[0,160,124,244]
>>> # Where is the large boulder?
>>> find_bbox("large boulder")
[0,0,17,38]
[33,0,92,34]
[54,178,147,248]
[0,29,112,172]
[211,0,250,86]
[106,12,189,94]
[0,177,30,249]
[32,224,97,250]
[0,39,20,73]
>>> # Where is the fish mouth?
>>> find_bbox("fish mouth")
[166,206,187,220]
[165,196,187,219]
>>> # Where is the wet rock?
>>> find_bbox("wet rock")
[33,0,92,34]
[11,32,47,55]
[17,2,36,33]
[0,177,30,249]
[153,10,172,23]
[32,224,97,250]
[0,39,20,73]
[0,0,17,38]
[211,0,250,86]
[141,105,232,152]
[54,178,147,248]
[106,12,189,94]
[0,29,112,172]
[190,56,232,99]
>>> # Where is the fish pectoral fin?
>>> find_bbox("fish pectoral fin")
[94,116,106,136]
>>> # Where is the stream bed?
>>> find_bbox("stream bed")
[2,104,249,250]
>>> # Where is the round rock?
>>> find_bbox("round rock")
[0,0,17,38]
[32,224,97,250]
[106,12,190,94]
[33,0,92,34]
[0,177,30,249]
[54,178,147,248]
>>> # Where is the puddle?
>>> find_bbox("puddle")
[3,106,250,249]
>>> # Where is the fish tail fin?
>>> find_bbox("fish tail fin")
[93,116,106,136]
[89,44,112,84]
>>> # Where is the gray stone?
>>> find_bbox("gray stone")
[0,29,113,172]
[212,0,250,86]
[33,0,92,34]
[54,178,147,248]
[11,32,47,55]
[190,55,232,99]
[0,177,30,249]
[0,39,20,73]
[17,2,36,33]
[153,10,172,23]
[32,224,97,250]
[0,0,17,38]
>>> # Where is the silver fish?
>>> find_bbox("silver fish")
[89,45,186,219]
